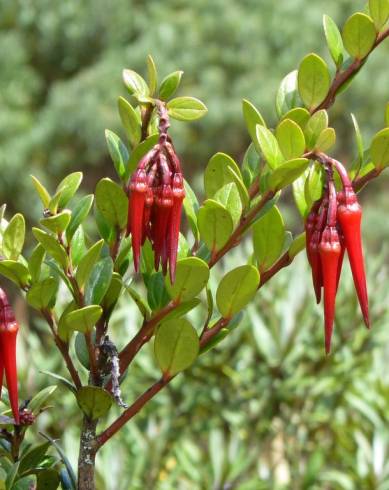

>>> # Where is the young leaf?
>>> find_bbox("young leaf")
[297,53,331,111]
[293,170,310,217]
[315,127,336,152]
[255,126,285,169]
[105,130,129,180]
[2,213,25,260]
[304,109,329,149]
[342,13,376,59]
[304,163,324,206]
[40,210,71,234]
[369,0,389,30]
[26,277,58,310]
[95,178,128,230]
[84,257,113,305]
[204,153,243,196]
[167,96,207,121]
[198,200,233,253]
[66,194,94,242]
[242,99,266,152]
[122,69,149,97]
[159,70,183,100]
[165,257,209,303]
[253,206,285,271]
[216,265,259,318]
[147,54,158,95]
[56,172,83,208]
[65,305,103,333]
[30,175,51,208]
[76,387,113,420]
[370,127,389,167]
[32,228,68,269]
[269,158,310,191]
[281,108,310,129]
[275,119,306,160]
[275,70,301,117]
[118,96,141,147]
[323,14,344,67]
[154,318,199,376]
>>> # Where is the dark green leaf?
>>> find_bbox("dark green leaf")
[84,257,113,305]
[39,370,76,393]
[18,442,50,475]
[147,272,170,310]
[29,386,57,414]
[75,240,104,289]
[127,284,151,319]
[36,470,59,490]
[76,387,113,420]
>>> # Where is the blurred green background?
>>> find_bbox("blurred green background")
[2,0,389,488]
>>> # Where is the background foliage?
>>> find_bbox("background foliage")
[1,0,389,488]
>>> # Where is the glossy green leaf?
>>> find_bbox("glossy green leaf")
[370,127,389,167]
[281,108,310,129]
[40,433,77,490]
[253,206,285,271]
[304,163,324,207]
[226,166,250,206]
[275,70,301,117]
[216,265,259,318]
[48,190,62,214]
[323,14,344,67]
[204,153,243,196]
[183,179,200,242]
[369,0,389,29]
[304,109,329,149]
[128,134,159,174]
[84,257,113,305]
[102,272,122,314]
[65,305,103,333]
[315,127,336,151]
[198,200,233,253]
[26,277,58,310]
[148,272,171,311]
[30,175,51,208]
[105,129,129,180]
[57,301,77,342]
[214,183,242,227]
[40,210,71,234]
[255,125,284,169]
[70,226,86,266]
[165,257,209,302]
[95,178,127,230]
[242,99,266,152]
[0,261,30,288]
[167,96,207,121]
[147,54,158,95]
[269,158,310,191]
[163,298,201,321]
[241,143,260,187]
[56,172,83,208]
[18,442,50,475]
[66,194,94,241]
[297,53,331,110]
[342,13,376,59]
[2,213,25,260]
[154,318,199,375]
[32,228,68,269]
[122,69,149,97]
[118,96,141,147]
[77,386,113,420]
[276,119,306,160]
[159,70,183,100]
[29,385,57,414]
[28,244,45,283]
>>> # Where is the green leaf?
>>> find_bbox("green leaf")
[95,178,127,230]
[304,109,329,149]
[275,70,301,117]
[159,70,183,100]
[13,475,38,490]
[297,53,331,111]
[28,244,45,283]
[370,127,389,167]
[66,194,94,241]
[165,257,209,302]
[255,125,284,169]
[269,158,310,191]
[204,153,242,196]
[39,370,76,393]
[122,69,149,97]
[5,462,19,490]
[0,261,30,288]
[39,434,76,490]
[154,318,199,375]
[163,298,201,321]
[281,108,310,129]
[56,172,83,208]
[29,385,57,414]
[30,175,51,208]
[253,206,285,271]
[105,130,129,180]
[84,257,113,305]
[183,180,200,242]
[167,96,207,121]
[304,163,324,206]
[315,127,336,151]
[198,200,233,253]
[65,305,103,333]
[57,301,76,342]
[101,272,122,314]
[40,210,71,234]
[127,285,151,319]
[47,191,62,215]
[323,14,344,67]
[351,114,364,166]
[148,272,170,310]
[216,265,259,318]
[147,54,158,95]
[26,277,58,310]
[289,232,307,259]
[118,96,141,147]
[369,0,389,29]
[2,214,25,260]
[226,166,250,207]
[70,227,86,266]
[76,240,104,288]
[275,119,306,160]
[128,134,159,175]
[342,13,376,59]
[214,183,242,227]
[32,228,68,269]
[36,471,59,490]
[18,442,50,475]
[242,99,266,152]
[76,387,113,420]
[75,331,92,369]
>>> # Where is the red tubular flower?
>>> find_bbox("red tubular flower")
[0,288,20,424]
[127,168,148,272]
[337,187,369,327]
[168,173,185,283]
[308,199,328,304]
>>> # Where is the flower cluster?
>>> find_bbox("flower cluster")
[0,287,20,424]
[305,158,369,353]
[126,103,185,283]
